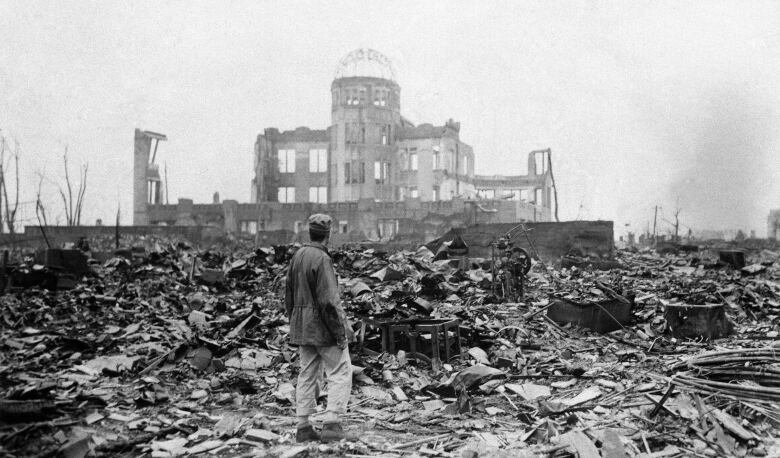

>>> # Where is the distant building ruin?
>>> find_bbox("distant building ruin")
[133,129,167,225]
[769,209,780,240]
[133,49,557,242]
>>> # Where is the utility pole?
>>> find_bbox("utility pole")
[0,133,4,234]
[546,148,559,222]
[164,162,170,205]
[652,205,658,246]
[673,204,681,243]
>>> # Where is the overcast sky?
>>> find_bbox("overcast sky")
[1,1,779,236]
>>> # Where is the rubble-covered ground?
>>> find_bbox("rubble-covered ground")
[1,238,779,457]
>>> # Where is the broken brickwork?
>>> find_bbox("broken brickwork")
[1,236,779,456]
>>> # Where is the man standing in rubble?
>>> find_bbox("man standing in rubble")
[285,214,352,443]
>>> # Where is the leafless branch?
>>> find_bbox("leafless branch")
[75,163,88,225]
[0,136,21,233]
[63,148,74,225]
[49,149,88,226]
[35,173,49,228]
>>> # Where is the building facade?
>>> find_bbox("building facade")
[136,49,555,242]
[249,49,553,233]
[769,209,780,240]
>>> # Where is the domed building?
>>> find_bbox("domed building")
[249,49,553,240]
[136,50,554,242]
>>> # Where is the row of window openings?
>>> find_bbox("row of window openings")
[241,220,350,235]
[294,220,350,234]
[399,149,470,174]
[341,161,392,184]
[338,88,390,107]
[345,124,391,145]
[342,154,467,187]
[476,189,543,203]
[280,183,443,203]
[277,186,327,204]
[397,186,449,201]
[391,185,463,201]
[278,149,327,173]
[278,147,469,175]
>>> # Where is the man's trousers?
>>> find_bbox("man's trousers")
[295,345,352,422]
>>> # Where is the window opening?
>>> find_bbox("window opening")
[278,149,295,173]
[309,186,327,203]
[535,153,548,175]
[309,149,327,172]
[278,187,295,203]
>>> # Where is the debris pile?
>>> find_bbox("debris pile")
[0,240,779,457]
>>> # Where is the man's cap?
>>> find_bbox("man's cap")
[308,213,332,235]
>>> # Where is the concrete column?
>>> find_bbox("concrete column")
[223,200,239,234]
[133,129,152,225]
[175,198,195,226]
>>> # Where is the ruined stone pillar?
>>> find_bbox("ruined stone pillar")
[175,198,195,226]
[133,129,152,225]
[222,200,239,235]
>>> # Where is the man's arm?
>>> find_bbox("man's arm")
[316,256,347,347]
[284,262,294,318]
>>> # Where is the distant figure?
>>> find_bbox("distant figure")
[285,214,352,443]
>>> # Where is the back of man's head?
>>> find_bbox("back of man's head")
[308,213,332,243]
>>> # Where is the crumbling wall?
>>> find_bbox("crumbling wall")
[13,225,204,251]
[133,129,153,225]
[768,209,780,240]
[431,221,614,262]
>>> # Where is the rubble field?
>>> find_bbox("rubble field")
[1,238,779,457]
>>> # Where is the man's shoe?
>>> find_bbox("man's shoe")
[296,424,320,442]
[320,422,345,442]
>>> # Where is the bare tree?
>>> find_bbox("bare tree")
[35,173,51,248]
[35,173,49,228]
[55,148,88,226]
[0,134,21,234]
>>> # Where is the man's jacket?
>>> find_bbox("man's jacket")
[285,243,347,347]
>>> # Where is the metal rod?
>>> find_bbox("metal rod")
[150,138,159,164]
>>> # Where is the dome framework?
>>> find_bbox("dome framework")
[334,48,396,81]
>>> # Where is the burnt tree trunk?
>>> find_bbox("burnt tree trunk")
[665,303,734,339]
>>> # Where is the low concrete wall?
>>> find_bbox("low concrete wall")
[0,226,208,254]
[429,221,614,262]
[2,221,612,262]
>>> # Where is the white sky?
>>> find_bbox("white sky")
[1,0,779,236]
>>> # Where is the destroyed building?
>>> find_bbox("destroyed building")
[768,209,780,240]
[136,49,556,243]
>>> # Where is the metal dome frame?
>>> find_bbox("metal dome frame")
[333,48,397,81]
